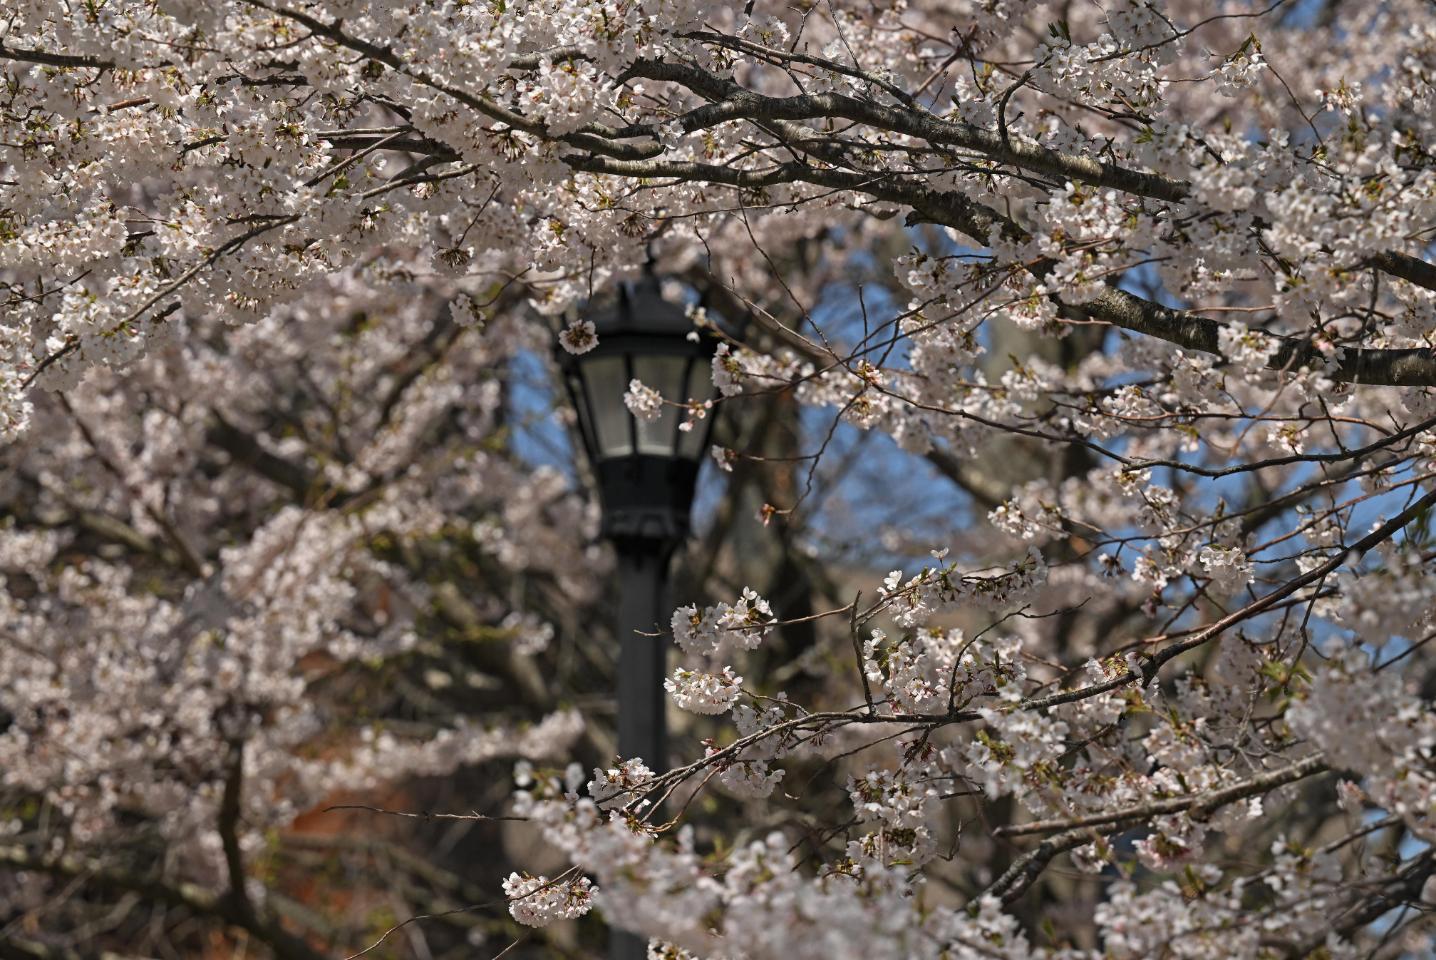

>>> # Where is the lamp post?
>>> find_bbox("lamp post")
[556,273,722,960]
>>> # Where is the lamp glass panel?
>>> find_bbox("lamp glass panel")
[632,354,689,456]
[565,372,596,457]
[582,354,634,458]
[676,354,717,459]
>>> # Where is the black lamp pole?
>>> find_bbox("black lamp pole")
[614,543,671,783]
[609,542,669,960]
[556,273,725,960]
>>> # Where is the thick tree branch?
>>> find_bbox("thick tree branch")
[640,66,1186,202]
[206,412,317,497]
[983,825,1098,904]
[567,151,1436,386]
[1076,285,1436,387]
[1368,250,1436,292]
[0,42,114,70]
[631,55,1436,296]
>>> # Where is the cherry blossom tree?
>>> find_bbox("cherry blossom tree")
[3,0,1436,958]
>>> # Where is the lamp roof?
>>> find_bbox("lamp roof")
[584,273,694,339]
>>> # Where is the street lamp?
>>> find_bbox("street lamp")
[556,272,723,960]
[559,275,718,545]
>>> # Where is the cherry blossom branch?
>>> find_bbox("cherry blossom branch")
[633,52,1436,295]
[995,754,1327,838]
[632,62,1186,202]
[236,0,659,161]
[1024,480,1436,712]
[1289,851,1436,957]
[22,215,300,389]
[568,151,1436,386]
[634,477,1428,803]
[187,3,1436,309]
[637,708,979,801]
[649,484,1433,802]
[156,6,1436,390]
[57,394,207,577]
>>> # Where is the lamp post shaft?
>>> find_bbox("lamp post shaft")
[610,543,670,960]
[614,544,669,772]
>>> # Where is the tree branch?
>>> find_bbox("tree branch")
[983,825,1100,904]
[219,739,253,922]
[632,54,1436,296]
[0,846,328,960]
[1288,851,1436,957]
[236,0,661,161]
[1020,481,1436,713]
[0,937,135,960]
[568,151,1436,386]
[996,754,1327,837]
[0,41,113,70]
